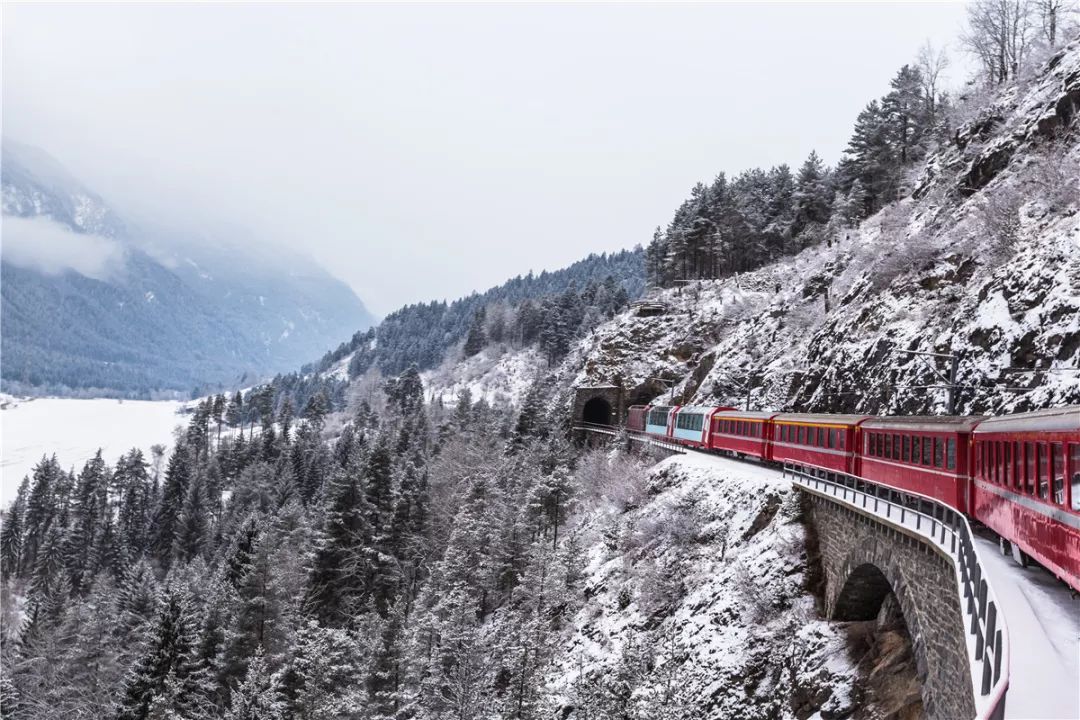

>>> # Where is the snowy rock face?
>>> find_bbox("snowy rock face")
[548,454,858,720]
[564,42,1080,416]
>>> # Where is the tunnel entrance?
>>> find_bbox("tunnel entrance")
[582,396,614,426]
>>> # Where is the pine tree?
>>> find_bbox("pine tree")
[883,64,929,166]
[303,392,329,432]
[1,476,30,577]
[463,307,487,357]
[173,475,209,564]
[227,391,245,431]
[305,469,372,624]
[64,451,110,595]
[22,455,63,576]
[117,449,153,560]
[226,647,285,720]
[213,394,227,448]
[151,448,191,571]
[792,150,833,238]
[278,398,295,446]
[114,586,206,720]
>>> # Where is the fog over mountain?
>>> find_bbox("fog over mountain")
[2,2,968,316]
[1,141,375,397]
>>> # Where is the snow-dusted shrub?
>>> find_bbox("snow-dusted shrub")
[636,556,687,619]
[973,180,1025,258]
[1023,145,1080,213]
[576,447,651,513]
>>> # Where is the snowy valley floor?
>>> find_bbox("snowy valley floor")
[0,396,186,505]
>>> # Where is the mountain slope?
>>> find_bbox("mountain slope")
[556,40,1080,415]
[1,142,375,397]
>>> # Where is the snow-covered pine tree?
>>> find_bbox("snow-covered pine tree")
[463,307,487,357]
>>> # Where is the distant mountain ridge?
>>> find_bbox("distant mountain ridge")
[1,141,376,397]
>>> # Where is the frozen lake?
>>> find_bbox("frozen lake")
[1,396,187,507]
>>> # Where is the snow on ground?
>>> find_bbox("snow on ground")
[548,452,859,718]
[422,344,545,406]
[1,396,186,506]
[974,535,1080,720]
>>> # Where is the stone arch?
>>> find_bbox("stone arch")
[582,396,614,426]
[828,539,931,712]
[805,499,976,720]
[572,386,623,427]
[832,562,894,620]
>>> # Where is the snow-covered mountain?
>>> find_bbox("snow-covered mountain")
[553,41,1080,416]
[1,141,376,397]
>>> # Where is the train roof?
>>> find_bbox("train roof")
[714,410,779,420]
[973,406,1080,434]
[862,415,985,432]
[772,413,872,425]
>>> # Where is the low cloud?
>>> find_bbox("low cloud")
[2,215,126,280]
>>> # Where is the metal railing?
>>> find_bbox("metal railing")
[573,423,687,455]
[784,463,1009,720]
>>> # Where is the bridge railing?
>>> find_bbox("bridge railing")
[784,463,1009,720]
[573,423,687,455]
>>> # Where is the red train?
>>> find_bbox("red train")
[626,403,1080,592]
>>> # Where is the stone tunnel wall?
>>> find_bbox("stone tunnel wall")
[804,495,977,720]
[572,385,624,426]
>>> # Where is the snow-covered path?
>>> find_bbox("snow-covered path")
[974,535,1080,720]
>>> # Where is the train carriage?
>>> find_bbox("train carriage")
[626,405,648,433]
[771,413,869,474]
[859,416,982,513]
[972,406,1080,592]
[672,406,723,448]
[644,404,679,437]
[708,411,778,459]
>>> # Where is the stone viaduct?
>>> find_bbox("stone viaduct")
[801,488,978,720]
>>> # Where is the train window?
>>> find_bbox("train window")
[997,442,1006,487]
[1036,444,1049,500]
[1070,444,1080,511]
[922,437,932,465]
[814,427,822,446]
[795,426,803,444]
[1025,442,1035,494]
[934,438,944,468]
[902,435,910,462]
[1008,443,1015,486]
[883,434,890,457]
[1052,444,1065,505]
[827,429,835,449]
[946,439,956,471]
[869,434,876,455]
[892,434,901,460]
[912,436,921,465]
[839,433,845,450]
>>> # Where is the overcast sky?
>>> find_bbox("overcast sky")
[3,2,969,315]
